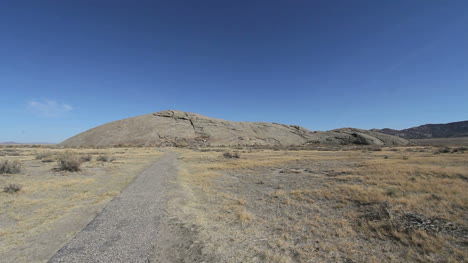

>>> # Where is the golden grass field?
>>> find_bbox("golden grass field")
[171,146,467,262]
[1,144,467,262]
[0,146,162,263]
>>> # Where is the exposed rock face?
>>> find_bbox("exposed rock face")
[327,128,411,146]
[373,120,468,139]
[60,110,411,147]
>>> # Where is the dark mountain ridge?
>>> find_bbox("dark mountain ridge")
[373,120,468,139]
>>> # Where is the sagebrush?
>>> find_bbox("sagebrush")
[0,160,21,174]
[57,152,82,172]
[97,155,115,162]
[4,183,22,193]
[222,152,240,159]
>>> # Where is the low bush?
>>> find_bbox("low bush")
[451,147,467,153]
[80,154,92,162]
[222,152,240,159]
[0,160,21,174]
[4,183,22,193]
[57,152,82,172]
[96,155,115,162]
[35,151,54,160]
[434,147,451,154]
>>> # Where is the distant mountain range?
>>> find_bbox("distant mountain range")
[0,141,21,145]
[372,120,468,139]
[0,141,55,145]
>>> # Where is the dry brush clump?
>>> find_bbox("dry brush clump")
[3,183,22,193]
[35,151,55,160]
[434,146,468,154]
[222,151,240,159]
[96,155,115,162]
[0,160,21,174]
[80,154,93,162]
[57,152,82,172]
[355,202,466,261]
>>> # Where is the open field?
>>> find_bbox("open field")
[0,146,162,263]
[1,144,467,262]
[171,146,468,262]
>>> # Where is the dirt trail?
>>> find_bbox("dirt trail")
[48,152,180,263]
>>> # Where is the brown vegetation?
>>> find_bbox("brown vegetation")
[3,183,22,193]
[172,146,468,262]
[96,154,116,162]
[57,152,82,171]
[0,145,162,262]
[222,151,240,159]
[0,160,21,174]
[35,151,55,161]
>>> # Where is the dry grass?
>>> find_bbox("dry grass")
[0,146,162,263]
[172,146,468,262]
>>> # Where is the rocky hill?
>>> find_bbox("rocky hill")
[60,110,411,147]
[373,120,468,139]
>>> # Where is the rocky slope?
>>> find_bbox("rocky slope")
[60,110,411,147]
[373,120,468,139]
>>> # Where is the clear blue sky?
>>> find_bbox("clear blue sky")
[1,0,467,143]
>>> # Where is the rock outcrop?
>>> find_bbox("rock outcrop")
[60,110,411,147]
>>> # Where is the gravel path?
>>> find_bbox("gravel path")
[48,152,178,263]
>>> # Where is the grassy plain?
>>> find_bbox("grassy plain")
[1,144,466,262]
[172,146,467,262]
[0,145,162,263]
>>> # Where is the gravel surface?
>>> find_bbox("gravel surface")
[48,152,178,263]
